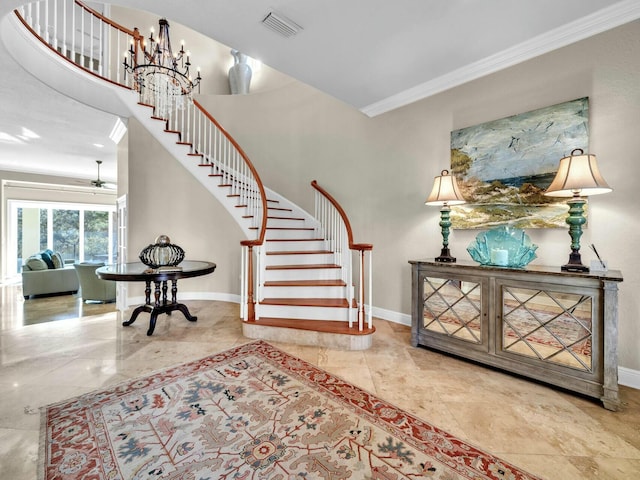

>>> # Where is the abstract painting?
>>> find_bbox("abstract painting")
[449,97,589,229]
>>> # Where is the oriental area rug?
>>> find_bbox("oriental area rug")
[40,340,543,480]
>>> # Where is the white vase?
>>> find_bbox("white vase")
[228,50,252,95]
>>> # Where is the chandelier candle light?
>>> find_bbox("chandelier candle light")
[124,18,202,117]
[544,148,612,272]
[425,169,466,262]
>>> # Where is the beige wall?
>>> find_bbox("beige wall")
[128,20,640,371]
[125,119,244,299]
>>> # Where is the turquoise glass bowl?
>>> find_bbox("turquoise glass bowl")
[467,226,537,268]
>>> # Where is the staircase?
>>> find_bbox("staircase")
[7,0,374,350]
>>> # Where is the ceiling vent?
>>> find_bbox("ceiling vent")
[261,11,302,38]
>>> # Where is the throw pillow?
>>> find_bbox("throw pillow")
[40,250,55,269]
[52,252,64,269]
[26,255,48,271]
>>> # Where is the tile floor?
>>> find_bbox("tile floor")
[0,285,639,479]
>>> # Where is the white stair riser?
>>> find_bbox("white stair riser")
[262,285,346,298]
[265,229,316,240]
[266,240,327,252]
[267,218,307,228]
[265,253,336,266]
[264,268,342,282]
[258,304,353,321]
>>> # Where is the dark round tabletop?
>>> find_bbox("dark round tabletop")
[96,261,216,282]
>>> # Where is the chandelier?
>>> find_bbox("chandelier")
[124,18,202,115]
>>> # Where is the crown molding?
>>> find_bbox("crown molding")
[361,0,640,117]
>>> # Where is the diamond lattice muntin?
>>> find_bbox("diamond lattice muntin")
[422,277,482,344]
[501,286,593,372]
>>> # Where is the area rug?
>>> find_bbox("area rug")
[40,340,543,479]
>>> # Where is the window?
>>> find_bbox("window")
[8,201,116,276]
[84,210,110,262]
[53,209,80,262]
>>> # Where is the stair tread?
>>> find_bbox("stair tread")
[261,298,349,307]
[267,238,324,242]
[264,280,346,287]
[247,318,375,336]
[268,207,293,212]
[267,227,315,231]
[268,216,305,220]
[266,250,332,255]
[266,263,340,270]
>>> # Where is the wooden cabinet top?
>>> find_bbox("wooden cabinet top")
[409,259,623,283]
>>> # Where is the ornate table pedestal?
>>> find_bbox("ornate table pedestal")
[97,261,216,336]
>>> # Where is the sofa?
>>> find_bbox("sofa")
[21,250,79,299]
[74,263,116,303]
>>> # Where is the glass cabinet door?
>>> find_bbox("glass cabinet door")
[499,284,594,372]
[422,276,482,344]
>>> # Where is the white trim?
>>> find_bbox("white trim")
[361,0,640,117]
[371,305,411,327]
[619,366,640,389]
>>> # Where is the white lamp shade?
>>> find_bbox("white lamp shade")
[545,150,612,197]
[425,170,466,206]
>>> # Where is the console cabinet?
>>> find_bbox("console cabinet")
[409,260,623,410]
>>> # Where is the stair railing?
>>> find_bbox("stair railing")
[15,0,268,321]
[311,181,373,331]
[15,0,138,90]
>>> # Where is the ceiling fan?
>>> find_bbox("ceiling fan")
[91,160,116,189]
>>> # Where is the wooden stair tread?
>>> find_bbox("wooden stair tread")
[246,318,375,336]
[268,207,293,212]
[266,238,324,242]
[264,280,346,287]
[266,250,332,255]
[266,263,340,270]
[266,227,315,231]
[268,216,304,221]
[261,298,349,307]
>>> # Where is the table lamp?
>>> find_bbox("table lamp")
[425,169,466,262]
[544,148,611,272]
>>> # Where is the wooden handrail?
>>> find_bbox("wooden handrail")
[193,99,268,246]
[192,100,267,323]
[311,180,372,251]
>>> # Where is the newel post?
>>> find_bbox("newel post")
[353,244,373,331]
[241,240,256,321]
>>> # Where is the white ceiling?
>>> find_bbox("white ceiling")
[0,0,638,185]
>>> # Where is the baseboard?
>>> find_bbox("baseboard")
[370,305,411,326]
[125,294,640,390]
[618,366,640,389]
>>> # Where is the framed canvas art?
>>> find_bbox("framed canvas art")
[449,97,589,229]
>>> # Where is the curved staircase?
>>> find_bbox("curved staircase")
[3,0,374,349]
